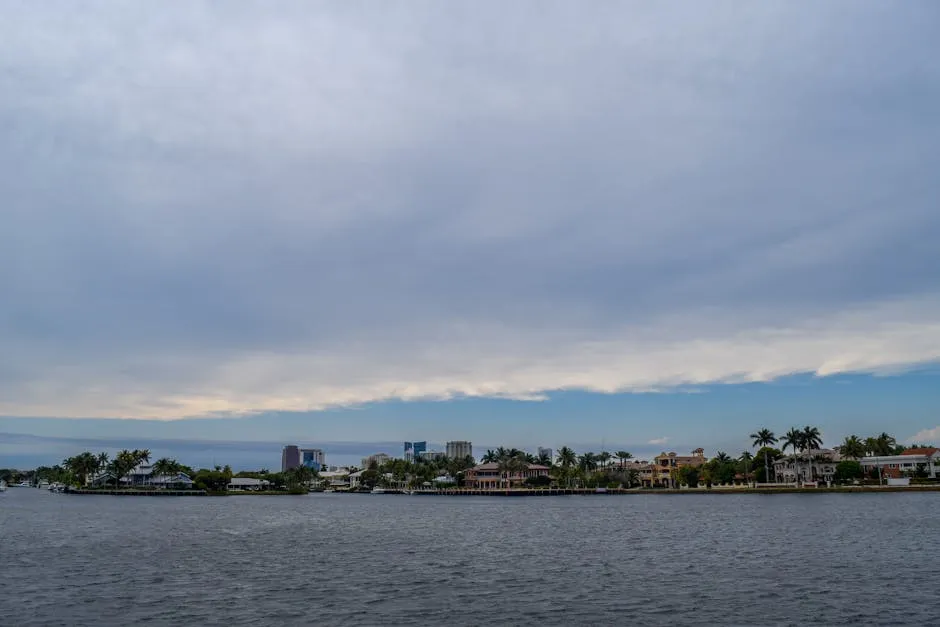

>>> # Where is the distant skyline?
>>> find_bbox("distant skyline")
[1,2,939,462]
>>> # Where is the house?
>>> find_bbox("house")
[90,464,194,489]
[773,449,842,484]
[463,462,550,489]
[227,477,271,491]
[859,447,940,480]
[349,471,395,489]
[319,470,351,489]
[643,449,707,487]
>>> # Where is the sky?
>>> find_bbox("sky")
[1,1,939,470]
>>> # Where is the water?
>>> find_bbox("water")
[1,489,938,626]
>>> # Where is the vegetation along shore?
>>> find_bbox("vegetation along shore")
[3,425,937,497]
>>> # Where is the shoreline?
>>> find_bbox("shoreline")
[54,485,940,497]
[407,485,940,496]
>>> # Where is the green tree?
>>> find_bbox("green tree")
[63,451,99,486]
[834,460,863,484]
[839,435,866,460]
[151,458,184,487]
[497,451,528,488]
[678,465,699,488]
[556,447,577,469]
[753,447,783,483]
[781,428,802,483]
[739,451,753,485]
[615,451,633,468]
[750,428,778,483]
[801,426,823,482]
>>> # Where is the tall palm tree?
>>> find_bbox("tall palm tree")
[714,451,731,464]
[496,451,527,489]
[801,426,823,483]
[481,449,498,463]
[556,447,577,469]
[151,458,183,487]
[875,432,897,456]
[96,452,109,484]
[781,428,802,484]
[739,451,753,485]
[839,435,865,460]
[597,451,612,470]
[750,428,778,484]
[578,452,597,474]
[615,451,633,469]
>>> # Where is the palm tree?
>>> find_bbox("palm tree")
[839,435,865,460]
[556,447,577,469]
[481,449,498,463]
[750,428,778,484]
[739,451,753,486]
[578,452,597,474]
[63,453,92,487]
[597,451,612,470]
[781,428,802,485]
[875,432,897,456]
[801,426,823,483]
[110,449,139,488]
[496,451,527,489]
[714,451,731,464]
[615,451,633,469]
[95,452,109,484]
[151,458,183,487]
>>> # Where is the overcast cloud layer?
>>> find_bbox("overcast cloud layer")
[2,1,939,419]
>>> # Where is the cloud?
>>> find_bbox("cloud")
[1,2,939,420]
[648,437,670,446]
[909,427,940,444]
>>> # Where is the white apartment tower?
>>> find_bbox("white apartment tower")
[446,441,473,460]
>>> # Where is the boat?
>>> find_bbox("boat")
[370,487,386,494]
[12,481,30,488]
[0,480,7,492]
[323,488,335,493]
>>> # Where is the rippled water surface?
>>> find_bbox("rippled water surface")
[2,489,938,626]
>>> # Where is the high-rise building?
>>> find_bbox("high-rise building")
[301,448,325,471]
[361,453,391,468]
[538,447,553,463]
[404,441,427,462]
[281,445,301,472]
[446,441,473,460]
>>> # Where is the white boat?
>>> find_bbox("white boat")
[0,480,7,492]
[371,487,386,494]
[12,481,30,488]
[323,489,335,493]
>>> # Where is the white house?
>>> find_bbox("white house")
[227,477,271,491]
[859,447,940,480]
[773,449,842,485]
[91,463,193,488]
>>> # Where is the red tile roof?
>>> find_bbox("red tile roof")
[900,447,939,456]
